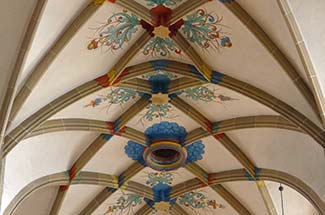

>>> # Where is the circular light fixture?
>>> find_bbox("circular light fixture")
[143,140,188,171]
[124,122,205,171]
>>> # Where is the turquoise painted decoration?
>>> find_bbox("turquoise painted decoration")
[183,9,232,49]
[182,86,237,103]
[142,71,178,80]
[146,172,173,186]
[145,0,182,7]
[219,0,234,3]
[182,86,218,102]
[142,104,173,121]
[88,11,140,51]
[104,193,143,214]
[85,87,138,109]
[143,37,181,57]
[178,191,224,210]
[85,88,177,124]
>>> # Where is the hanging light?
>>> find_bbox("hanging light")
[279,184,285,215]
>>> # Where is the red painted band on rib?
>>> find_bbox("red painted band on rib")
[59,185,70,192]
[140,19,155,37]
[95,74,110,88]
[69,164,77,182]
[169,19,184,37]
[115,126,127,136]
[206,121,213,134]
[197,178,208,187]
[106,122,115,134]
[213,133,224,139]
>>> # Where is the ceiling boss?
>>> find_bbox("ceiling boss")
[125,121,205,171]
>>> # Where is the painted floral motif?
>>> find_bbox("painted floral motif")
[183,9,232,49]
[85,88,138,110]
[141,104,177,123]
[145,0,183,7]
[182,86,237,103]
[104,193,142,214]
[178,192,223,210]
[143,37,181,57]
[88,11,140,51]
[86,88,177,124]
[146,172,173,187]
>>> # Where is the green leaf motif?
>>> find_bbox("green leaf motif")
[178,192,223,210]
[104,194,142,214]
[142,104,171,121]
[85,88,138,109]
[183,9,232,49]
[146,172,173,187]
[143,37,181,57]
[88,12,140,51]
[142,71,178,80]
[85,88,178,123]
[182,86,237,103]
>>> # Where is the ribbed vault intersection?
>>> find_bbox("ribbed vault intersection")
[0,0,324,215]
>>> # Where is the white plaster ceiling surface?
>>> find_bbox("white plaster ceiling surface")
[82,136,136,175]
[1,0,325,214]
[266,181,319,215]
[2,131,99,212]
[18,0,93,85]
[196,136,243,173]
[59,185,108,215]
[235,0,308,83]
[12,186,57,215]
[223,181,269,214]
[0,0,38,104]
[287,0,325,99]
[227,128,325,200]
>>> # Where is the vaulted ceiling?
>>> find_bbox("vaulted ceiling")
[0,0,324,215]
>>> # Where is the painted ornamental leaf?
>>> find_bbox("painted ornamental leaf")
[182,86,237,103]
[143,37,181,57]
[85,88,138,109]
[146,172,173,187]
[178,192,223,210]
[104,193,142,214]
[88,12,140,51]
[183,9,232,50]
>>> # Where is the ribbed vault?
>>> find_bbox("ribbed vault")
[0,0,324,215]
